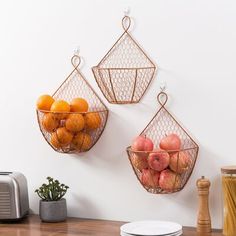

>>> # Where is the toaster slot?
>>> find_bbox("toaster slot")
[0,172,12,175]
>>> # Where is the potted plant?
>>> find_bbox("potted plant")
[35,177,69,222]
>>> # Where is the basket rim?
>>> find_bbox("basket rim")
[126,146,199,154]
[92,66,156,70]
[36,109,108,114]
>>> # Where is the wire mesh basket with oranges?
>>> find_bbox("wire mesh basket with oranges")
[36,54,108,154]
[126,92,199,194]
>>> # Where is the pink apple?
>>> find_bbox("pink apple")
[159,134,181,151]
[141,169,160,188]
[159,169,181,191]
[169,151,191,174]
[148,149,170,172]
[131,135,154,157]
[130,153,148,171]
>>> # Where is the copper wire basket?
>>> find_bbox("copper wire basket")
[36,54,108,154]
[126,92,199,194]
[92,15,156,104]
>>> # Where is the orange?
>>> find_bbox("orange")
[50,100,70,120]
[84,112,101,130]
[37,95,54,111]
[65,114,85,133]
[72,132,92,151]
[50,132,62,149]
[42,113,60,133]
[50,100,70,113]
[70,98,89,112]
[55,127,73,145]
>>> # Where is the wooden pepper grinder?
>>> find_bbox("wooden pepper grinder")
[196,176,211,233]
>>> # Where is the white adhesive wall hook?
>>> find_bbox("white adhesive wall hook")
[73,46,80,56]
[160,80,166,92]
[124,7,130,16]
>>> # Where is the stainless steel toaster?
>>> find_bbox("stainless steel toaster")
[0,172,29,220]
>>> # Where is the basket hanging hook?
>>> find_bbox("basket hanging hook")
[122,15,131,32]
[157,92,168,107]
[71,55,81,70]
[124,6,130,17]
[160,80,166,92]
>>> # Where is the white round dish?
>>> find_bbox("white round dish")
[120,231,182,236]
[120,220,182,236]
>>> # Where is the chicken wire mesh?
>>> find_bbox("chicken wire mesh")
[36,55,108,154]
[126,92,199,194]
[92,16,156,104]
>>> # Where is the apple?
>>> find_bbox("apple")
[140,169,160,188]
[131,135,154,157]
[169,151,191,174]
[130,153,148,171]
[148,149,170,172]
[159,134,181,151]
[159,169,181,191]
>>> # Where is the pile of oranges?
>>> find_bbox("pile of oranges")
[36,95,101,152]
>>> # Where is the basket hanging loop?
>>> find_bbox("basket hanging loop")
[157,92,168,107]
[122,16,131,32]
[71,55,81,70]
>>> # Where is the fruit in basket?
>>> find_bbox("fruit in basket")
[130,154,148,171]
[141,169,160,188]
[169,151,191,174]
[55,127,73,146]
[50,100,70,119]
[148,149,170,172]
[159,134,181,151]
[131,136,154,157]
[42,113,60,133]
[50,132,63,149]
[159,169,181,191]
[65,114,85,133]
[84,112,101,130]
[50,100,70,113]
[37,95,55,111]
[72,132,92,151]
[70,98,89,112]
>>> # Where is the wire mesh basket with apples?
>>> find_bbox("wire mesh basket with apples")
[92,15,156,104]
[36,54,108,154]
[126,92,199,194]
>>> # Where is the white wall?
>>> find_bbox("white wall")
[1,0,236,229]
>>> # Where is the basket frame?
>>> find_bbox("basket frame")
[92,16,156,104]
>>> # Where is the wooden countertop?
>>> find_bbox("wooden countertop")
[0,215,223,236]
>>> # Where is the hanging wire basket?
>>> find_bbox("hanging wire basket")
[126,92,199,194]
[92,15,156,104]
[36,54,109,154]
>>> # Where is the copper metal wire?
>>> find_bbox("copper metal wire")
[126,92,199,194]
[36,55,109,154]
[92,16,156,104]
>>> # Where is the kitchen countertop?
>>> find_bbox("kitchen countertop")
[0,215,223,236]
